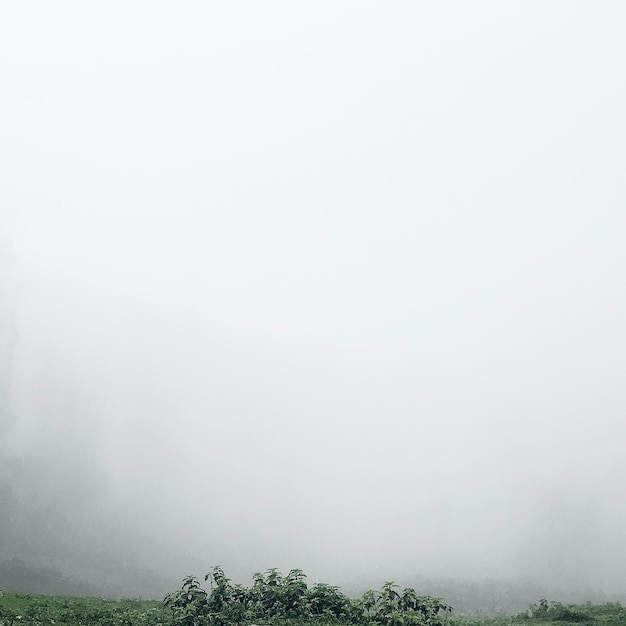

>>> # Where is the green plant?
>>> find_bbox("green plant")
[163,567,452,626]
[283,569,308,616]
[164,575,209,626]
[518,599,587,623]
[357,582,451,626]
[306,582,354,620]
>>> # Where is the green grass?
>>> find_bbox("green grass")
[452,602,624,626]
[0,590,623,626]
[0,590,166,626]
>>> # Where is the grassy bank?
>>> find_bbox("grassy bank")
[0,590,623,626]
[0,591,165,625]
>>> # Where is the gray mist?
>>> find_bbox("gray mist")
[1,1,625,610]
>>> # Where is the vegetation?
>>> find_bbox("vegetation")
[163,566,451,626]
[0,590,165,625]
[517,599,588,622]
[1,571,624,626]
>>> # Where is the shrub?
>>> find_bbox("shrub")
[518,599,587,622]
[357,581,451,626]
[164,567,452,626]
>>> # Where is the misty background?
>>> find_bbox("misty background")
[1,1,625,611]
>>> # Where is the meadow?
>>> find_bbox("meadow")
[1,567,624,626]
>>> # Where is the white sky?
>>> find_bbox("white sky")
[1,2,626,593]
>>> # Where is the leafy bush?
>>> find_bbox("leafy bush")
[164,575,210,626]
[518,599,587,622]
[306,582,355,620]
[164,567,451,626]
[358,581,451,626]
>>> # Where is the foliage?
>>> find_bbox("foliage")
[0,590,165,626]
[358,580,451,626]
[306,582,354,620]
[517,599,588,623]
[164,575,210,626]
[2,586,624,626]
[163,567,451,626]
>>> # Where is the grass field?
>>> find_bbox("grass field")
[0,591,166,626]
[0,590,623,626]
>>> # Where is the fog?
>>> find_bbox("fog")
[1,1,626,609]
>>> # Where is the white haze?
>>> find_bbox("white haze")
[1,1,626,603]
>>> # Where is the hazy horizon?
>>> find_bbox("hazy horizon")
[1,1,625,606]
